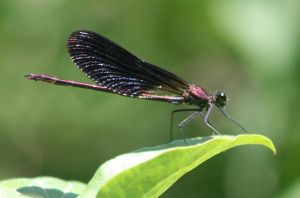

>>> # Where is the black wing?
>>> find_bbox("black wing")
[67,30,188,100]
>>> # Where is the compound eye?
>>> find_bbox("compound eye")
[221,93,226,101]
[215,92,227,107]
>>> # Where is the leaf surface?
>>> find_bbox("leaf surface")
[79,134,275,198]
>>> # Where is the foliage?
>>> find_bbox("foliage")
[0,134,275,198]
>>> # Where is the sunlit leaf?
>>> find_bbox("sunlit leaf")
[0,177,86,198]
[79,134,275,198]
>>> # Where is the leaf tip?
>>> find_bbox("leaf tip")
[238,133,277,155]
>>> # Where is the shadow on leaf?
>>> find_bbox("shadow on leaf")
[17,186,79,198]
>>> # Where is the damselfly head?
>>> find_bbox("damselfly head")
[213,92,227,108]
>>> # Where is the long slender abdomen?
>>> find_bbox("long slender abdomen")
[25,73,110,92]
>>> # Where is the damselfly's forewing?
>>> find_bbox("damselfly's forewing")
[67,31,188,102]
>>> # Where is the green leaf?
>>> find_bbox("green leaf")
[80,134,275,198]
[0,177,86,198]
[0,187,31,198]
[0,134,275,198]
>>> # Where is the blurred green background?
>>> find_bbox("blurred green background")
[1,0,299,197]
